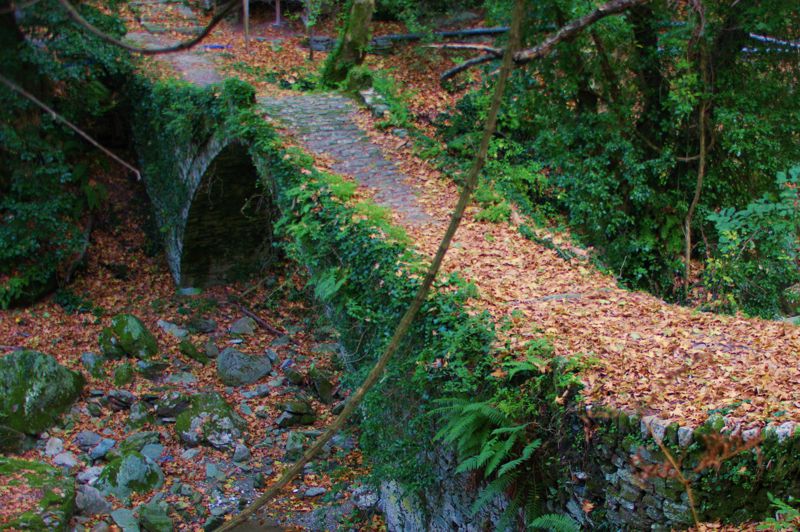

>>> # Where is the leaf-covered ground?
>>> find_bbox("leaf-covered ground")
[138,3,800,431]
[0,166,383,529]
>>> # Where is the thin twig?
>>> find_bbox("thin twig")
[647,423,700,526]
[0,73,142,180]
[57,0,237,55]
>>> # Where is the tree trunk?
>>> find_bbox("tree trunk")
[321,0,374,85]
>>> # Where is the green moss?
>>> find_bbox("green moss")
[113,363,135,386]
[0,350,84,435]
[0,457,75,531]
[96,451,164,499]
[99,314,158,360]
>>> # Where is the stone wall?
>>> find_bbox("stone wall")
[378,408,800,530]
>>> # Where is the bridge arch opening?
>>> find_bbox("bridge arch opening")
[179,142,275,288]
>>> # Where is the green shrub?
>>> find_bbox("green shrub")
[703,167,800,318]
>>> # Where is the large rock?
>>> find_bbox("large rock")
[174,393,246,449]
[96,451,164,499]
[216,348,271,386]
[0,350,84,436]
[99,314,158,360]
[0,456,76,530]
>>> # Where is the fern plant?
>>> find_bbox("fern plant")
[528,513,581,531]
[431,346,585,531]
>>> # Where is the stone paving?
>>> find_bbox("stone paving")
[258,94,431,225]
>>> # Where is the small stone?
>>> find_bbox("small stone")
[233,443,251,463]
[304,487,326,498]
[89,438,116,461]
[157,319,189,339]
[53,451,79,469]
[111,508,140,531]
[179,340,209,365]
[205,463,225,482]
[188,317,217,334]
[76,484,112,516]
[91,521,111,532]
[216,348,272,386]
[107,390,136,411]
[45,437,64,456]
[97,451,164,499]
[138,501,173,532]
[88,402,103,417]
[165,372,197,385]
[351,485,378,510]
[181,448,201,460]
[129,402,154,427]
[156,392,191,418]
[229,317,256,335]
[121,431,161,453]
[82,352,106,378]
[77,466,104,485]
[284,431,306,461]
[677,426,693,448]
[114,363,135,386]
[136,360,170,380]
[775,421,796,442]
[205,341,220,359]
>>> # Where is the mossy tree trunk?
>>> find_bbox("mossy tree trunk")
[321,0,374,85]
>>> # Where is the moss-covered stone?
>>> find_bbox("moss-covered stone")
[179,339,208,365]
[0,350,84,435]
[99,314,158,360]
[0,456,75,531]
[174,392,246,449]
[96,451,164,499]
[114,363,135,386]
[138,501,173,532]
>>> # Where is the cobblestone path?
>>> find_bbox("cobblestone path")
[258,94,431,225]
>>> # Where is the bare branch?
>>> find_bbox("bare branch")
[439,0,648,80]
[514,0,648,63]
[0,73,141,180]
[440,54,496,81]
[56,0,237,55]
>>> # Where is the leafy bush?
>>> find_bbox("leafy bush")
[703,167,800,318]
[438,1,800,301]
[0,0,132,307]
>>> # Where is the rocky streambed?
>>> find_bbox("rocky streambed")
[0,174,383,531]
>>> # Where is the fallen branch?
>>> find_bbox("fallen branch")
[0,73,141,180]
[441,54,496,81]
[57,0,237,55]
[237,304,285,337]
[215,2,526,530]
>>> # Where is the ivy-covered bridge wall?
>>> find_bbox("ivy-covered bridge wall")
[132,78,800,531]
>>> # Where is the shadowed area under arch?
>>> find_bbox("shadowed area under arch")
[179,142,275,288]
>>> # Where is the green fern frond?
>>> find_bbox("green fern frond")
[485,433,519,476]
[470,470,520,515]
[527,513,580,532]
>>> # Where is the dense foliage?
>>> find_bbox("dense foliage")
[439,0,800,315]
[0,0,133,307]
